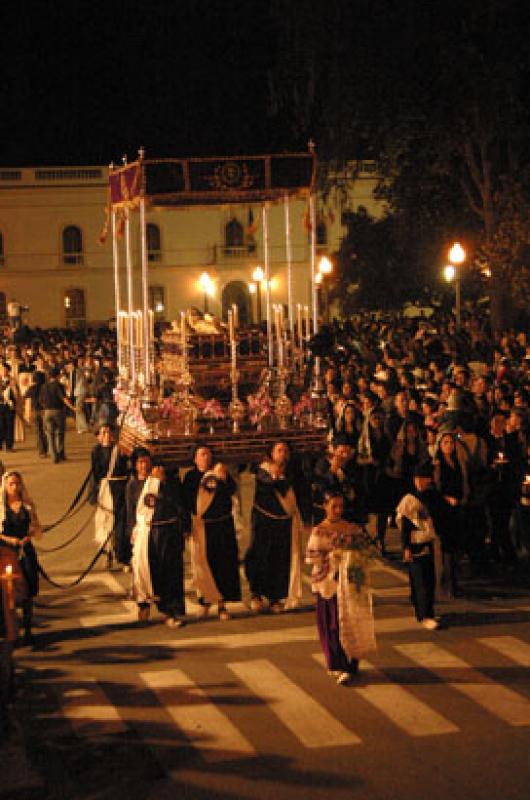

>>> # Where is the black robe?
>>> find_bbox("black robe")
[183,467,241,602]
[90,443,129,563]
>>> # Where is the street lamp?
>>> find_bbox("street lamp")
[252,265,264,324]
[448,242,465,330]
[199,271,214,313]
[317,256,333,322]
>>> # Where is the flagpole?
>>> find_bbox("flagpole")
[263,202,273,368]
[284,193,294,336]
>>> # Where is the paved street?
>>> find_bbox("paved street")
[3,431,530,800]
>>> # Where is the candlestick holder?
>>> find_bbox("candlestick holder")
[275,365,292,429]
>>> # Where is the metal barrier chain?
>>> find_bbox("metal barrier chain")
[37,529,114,589]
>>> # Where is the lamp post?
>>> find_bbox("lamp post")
[199,271,214,313]
[317,256,333,323]
[252,265,264,325]
[448,242,465,330]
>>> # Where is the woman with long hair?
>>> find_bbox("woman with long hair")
[433,431,469,597]
[0,470,42,644]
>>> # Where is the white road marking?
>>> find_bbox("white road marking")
[312,653,457,737]
[229,659,361,747]
[140,669,255,760]
[397,642,530,726]
[479,636,530,666]
[58,677,127,734]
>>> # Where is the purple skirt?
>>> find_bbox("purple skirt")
[316,593,358,673]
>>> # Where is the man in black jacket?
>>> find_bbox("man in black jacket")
[40,367,75,463]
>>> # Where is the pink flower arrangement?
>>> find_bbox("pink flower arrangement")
[202,398,225,420]
[247,388,273,425]
[293,393,313,417]
[159,396,184,422]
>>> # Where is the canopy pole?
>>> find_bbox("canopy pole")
[111,206,122,378]
[309,191,318,336]
[124,207,136,385]
[284,193,294,336]
[139,195,151,387]
[263,202,273,368]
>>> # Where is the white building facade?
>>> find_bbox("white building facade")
[0,161,382,329]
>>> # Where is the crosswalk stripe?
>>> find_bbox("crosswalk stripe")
[311,653,457,737]
[140,668,256,760]
[228,659,361,747]
[145,616,418,652]
[396,643,530,727]
[58,678,127,735]
[479,636,530,666]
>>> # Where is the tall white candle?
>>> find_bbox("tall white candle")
[181,310,187,369]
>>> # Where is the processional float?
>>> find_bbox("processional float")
[108,145,329,466]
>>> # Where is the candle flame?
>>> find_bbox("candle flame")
[6,564,13,576]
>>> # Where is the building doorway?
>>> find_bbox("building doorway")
[221,281,250,325]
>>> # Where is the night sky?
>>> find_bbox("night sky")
[0,0,281,166]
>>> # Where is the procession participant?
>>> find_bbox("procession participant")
[89,425,129,569]
[245,440,305,614]
[306,492,376,685]
[125,448,152,561]
[396,462,444,630]
[313,435,363,525]
[183,444,241,620]
[131,461,188,626]
[357,406,393,555]
[0,471,43,645]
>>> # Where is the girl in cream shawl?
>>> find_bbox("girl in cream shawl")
[306,491,376,685]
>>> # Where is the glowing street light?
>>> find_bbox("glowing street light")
[448,242,466,330]
[252,265,264,324]
[199,271,215,312]
[443,264,455,282]
[318,255,333,276]
[317,256,333,322]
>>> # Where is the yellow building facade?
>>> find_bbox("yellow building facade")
[0,161,382,329]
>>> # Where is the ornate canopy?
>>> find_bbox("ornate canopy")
[109,151,316,208]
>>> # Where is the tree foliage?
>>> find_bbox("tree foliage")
[269,0,530,325]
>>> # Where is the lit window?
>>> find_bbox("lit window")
[62,226,84,265]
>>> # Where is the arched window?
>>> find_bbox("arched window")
[146,223,161,262]
[0,292,6,320]
[0,232,4,266]
[64,288,86,328]
[224,218,244,255]
[62,225,84,264]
